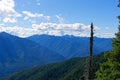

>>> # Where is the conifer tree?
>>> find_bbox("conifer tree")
[95,1,120,80]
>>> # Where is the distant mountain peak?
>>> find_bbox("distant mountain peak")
[0,32,18,38]
[0,32,11,37]
[0,31,8,34]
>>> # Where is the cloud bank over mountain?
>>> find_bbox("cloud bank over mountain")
[0,23,92,37]
[0,0,115,38]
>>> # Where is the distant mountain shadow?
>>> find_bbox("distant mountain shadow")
[0,32,65,77]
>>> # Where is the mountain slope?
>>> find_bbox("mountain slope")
[0,53,106,80]
[28,35,112,58]
[0,32,65,77]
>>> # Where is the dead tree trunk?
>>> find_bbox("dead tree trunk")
[89,23,94,80]
[84,23,94,80]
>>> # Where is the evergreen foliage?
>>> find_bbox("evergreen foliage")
[95,2,120,80]
[0,53,105,80]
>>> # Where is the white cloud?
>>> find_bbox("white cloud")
[22,11,50,22]
[22,11,43,18]
[32,23,90,32]
[0,26,34,37]
[96,33,114,38]
[0,0,21,23]
[0,23,4,26]
[0,0,114,38]
[3,17,16,23]
[0,23,104,38]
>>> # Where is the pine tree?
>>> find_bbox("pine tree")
[95,1,120,80]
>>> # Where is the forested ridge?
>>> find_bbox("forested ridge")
[0,53,105,80]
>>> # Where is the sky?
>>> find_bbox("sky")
[0,0,119,38]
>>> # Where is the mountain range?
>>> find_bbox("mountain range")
[0,32,112,77]
[0,32,65,77]
[28,34,112,58]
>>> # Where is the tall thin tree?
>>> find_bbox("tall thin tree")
[84,23,94,80]
[89,23,94,80]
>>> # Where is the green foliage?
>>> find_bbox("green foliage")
[0,54,105,80]
[95,29,120,79]
[95,1,120,79]
[95,57,120,80]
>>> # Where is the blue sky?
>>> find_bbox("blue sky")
[0,0,119,37]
